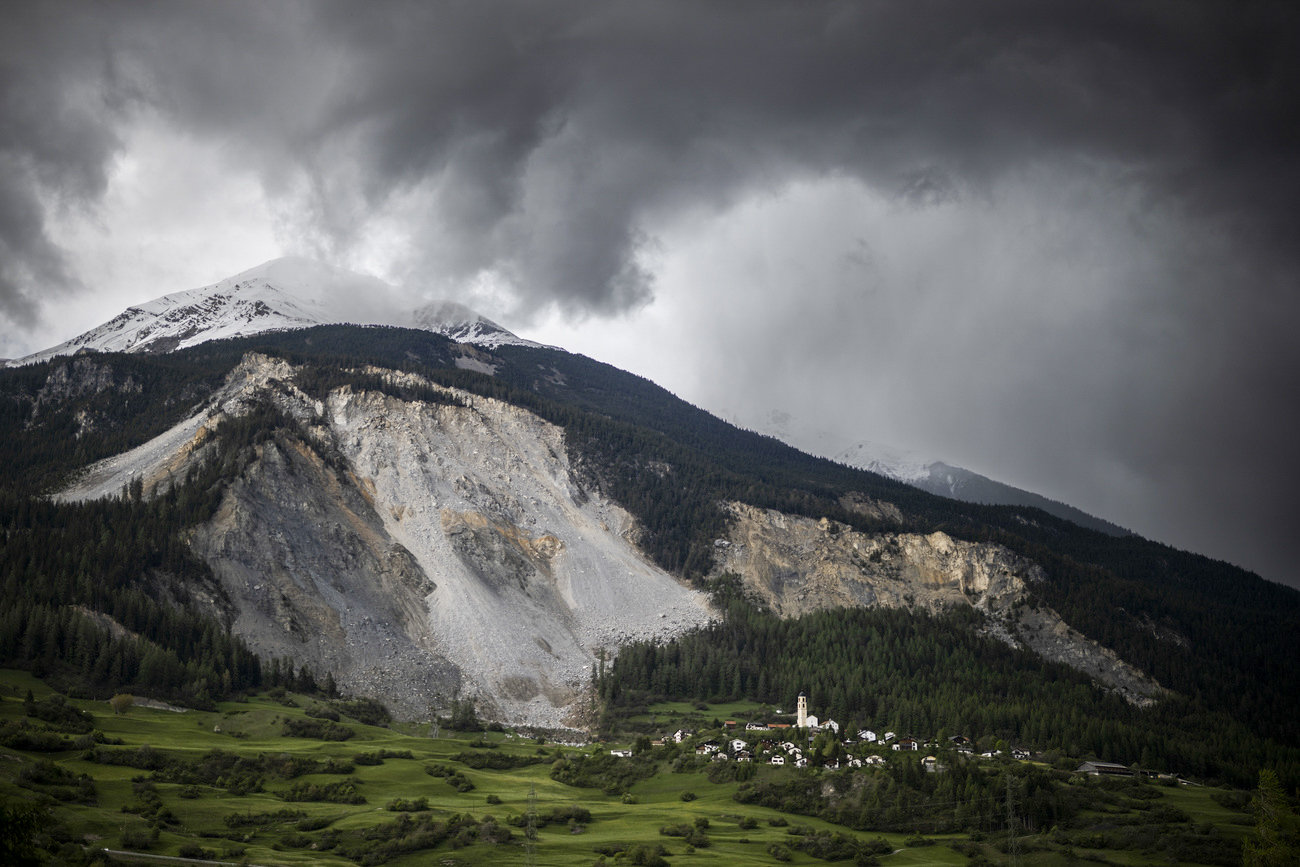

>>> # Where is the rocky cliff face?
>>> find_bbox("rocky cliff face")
[714,503,1162,704]
[57,352,1160,721]
[61,353,713,727]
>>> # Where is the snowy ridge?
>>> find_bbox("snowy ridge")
[411,300,543,349]
[10,257,539,366]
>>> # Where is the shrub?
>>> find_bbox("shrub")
[680,790,697,801]
[178,842,212,858]
[279,779,365,804]
[23,694,94,733]
[282,718,353,741]
[223,809,306,829]
[385,797,429,812]
[121,826,154,850]
[305,705,341,721]
[424,764,475,792]
[296,815,338,832]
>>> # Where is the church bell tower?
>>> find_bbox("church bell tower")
[797,691,808,728]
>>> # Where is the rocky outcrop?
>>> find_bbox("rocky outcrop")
[61,354,713,727]
[714,503,1162,703]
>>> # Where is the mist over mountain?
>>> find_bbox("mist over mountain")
[733,410,1132,539]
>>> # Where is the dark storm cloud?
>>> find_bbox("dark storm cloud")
[0,3,129,320]
[5,1,1299,585]
[7,1,1299,313]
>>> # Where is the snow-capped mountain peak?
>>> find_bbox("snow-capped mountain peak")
[10,257,538,366]
[410,300,539,349]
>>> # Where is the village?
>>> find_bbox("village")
[608,692,1161,782]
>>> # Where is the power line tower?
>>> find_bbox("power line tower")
[524,784,538,867]
[1005,774,1020,867]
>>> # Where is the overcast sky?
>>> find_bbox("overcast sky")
[3,1,1298,589]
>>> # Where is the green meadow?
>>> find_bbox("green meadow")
[0,672,1261,866]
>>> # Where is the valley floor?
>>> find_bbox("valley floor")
[0,670,1256,867]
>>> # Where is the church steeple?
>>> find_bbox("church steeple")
[797,691,808,728]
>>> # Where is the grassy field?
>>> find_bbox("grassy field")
[0,671,1257,866]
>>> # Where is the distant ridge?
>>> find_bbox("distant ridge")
[833,441,1132,537]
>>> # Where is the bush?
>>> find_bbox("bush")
[550,751,657,795]
[353,749,413,766]
[385,797,429,812]
[296,815,338,832]
[279,779,365,804]
[282,717,353,741]
[596,843,669,867]
[331,698,392,726]
[425,764,475,792]
[121,825,154,850]
[680,790,697,801]
[223,809,306,829]
[455,750,544,770]
[23,694,94,733]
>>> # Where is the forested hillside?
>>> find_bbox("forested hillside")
[601,580,1299,788]
[0,325,1296,788]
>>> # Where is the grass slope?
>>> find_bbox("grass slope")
[0,672,1258,867]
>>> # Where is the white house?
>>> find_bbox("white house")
[805,714,820,729]
[610,749,633,758]
[859,730,877,742]
[821,719,840,734]
[673,729,694,743]
[865,755,886,765]
[730,739,748,753]
[771,755,785,766]
[746,722,769,731]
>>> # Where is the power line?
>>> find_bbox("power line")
[524,784,538,867]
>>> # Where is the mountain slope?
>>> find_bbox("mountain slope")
[1,264,1297,780]
[52,353,712,725]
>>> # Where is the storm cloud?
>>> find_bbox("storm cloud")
[3,1,1299,586]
